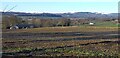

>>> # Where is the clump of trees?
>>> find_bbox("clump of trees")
[2,15,74,29]
[26,18,72,27]
[2,15,22,29]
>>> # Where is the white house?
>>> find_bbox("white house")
[89,22,94,25]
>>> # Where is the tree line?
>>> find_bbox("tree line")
[2,15,116,29]
[2,15,74,29]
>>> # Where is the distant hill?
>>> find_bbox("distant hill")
[107,13,118,18]
[1,12,62,17]
[1,12,118,19]
[60,12,118,19]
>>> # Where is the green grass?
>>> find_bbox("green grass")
[79,21,118,27]
[94,22,118,27]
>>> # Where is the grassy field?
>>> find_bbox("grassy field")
[2,26,119,57]
[3,25,118,33]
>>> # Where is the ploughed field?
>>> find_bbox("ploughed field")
[2,26,120,57]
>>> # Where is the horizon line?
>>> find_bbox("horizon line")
[1,11,118,14]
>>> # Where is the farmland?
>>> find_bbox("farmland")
[2,26,119,57]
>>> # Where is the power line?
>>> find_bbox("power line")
[6,5,17,12]
[3,5,9,12]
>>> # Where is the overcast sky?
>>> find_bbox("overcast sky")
[0,1,119,14]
